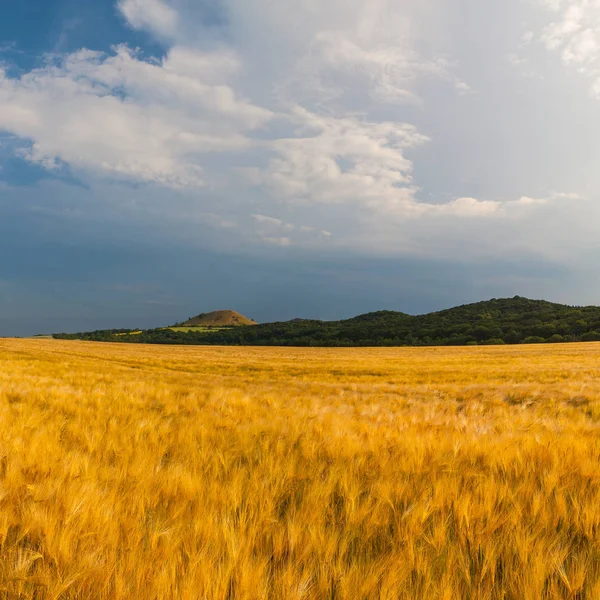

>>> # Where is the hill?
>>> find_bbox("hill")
[54,296,600,346]
[179,310,257,327]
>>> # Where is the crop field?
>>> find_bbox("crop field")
[166,326,227,333]
[3,340,600,599]
[113,331,143,337]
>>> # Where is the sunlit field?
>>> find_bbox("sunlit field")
[3,340,600,599]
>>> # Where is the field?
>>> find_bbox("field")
[166,326,228,333]
[113,331,143,337]
[2,341,600,599]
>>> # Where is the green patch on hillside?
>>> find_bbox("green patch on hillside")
[166,326,228,333]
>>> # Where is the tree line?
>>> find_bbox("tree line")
[54,297,600,347]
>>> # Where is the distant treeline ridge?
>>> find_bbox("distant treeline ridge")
[53,297,600,346]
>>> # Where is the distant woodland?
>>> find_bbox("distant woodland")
[54,297,600,346]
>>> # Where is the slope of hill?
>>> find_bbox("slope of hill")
[54,297,600,346]
[180,310,257,327]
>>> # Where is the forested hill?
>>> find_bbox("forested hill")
[54,297,600,346]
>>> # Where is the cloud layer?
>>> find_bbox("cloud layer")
[0,0,597,263]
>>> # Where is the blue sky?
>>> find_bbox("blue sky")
[2,0,600,336]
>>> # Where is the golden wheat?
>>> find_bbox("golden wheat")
[2,339,600,598]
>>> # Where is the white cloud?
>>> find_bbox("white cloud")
[541,4,585,50]
[242,0,470,106]
[1,0,484,230]
[260,236,292,247]
[336,191,588,262]
[0,46,271,188]
[285,29,463,105]
[0,0,459,206]
[265,108,427,213]
[537,0,600,95]
[263,108,528,221]
[252,214,286,227]
[118,0,179,39]
[1,0,595,266]
[250,212,334,246]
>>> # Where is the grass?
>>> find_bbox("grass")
[2,340,600,598]
[113,328,223,336]
[114,331,143,336]
[166,326,228,333]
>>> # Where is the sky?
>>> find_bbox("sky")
[2,0,600,335]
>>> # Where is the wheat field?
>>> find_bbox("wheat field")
[2,340,600,599]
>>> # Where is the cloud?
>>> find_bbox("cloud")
[536,0,600,95]
[0,1,468,221]
[284,28,465,105]
[262,108,548,223]
[0,0,595,268]
[252,214,288,228]
[260,236,292,247]
[234,0,470,106]
[424,195,553,218]
[118,0,179,40]
[336,191,590,263]
[0,45,271,188]
[265,108,428,213]
[250,213,335,247]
